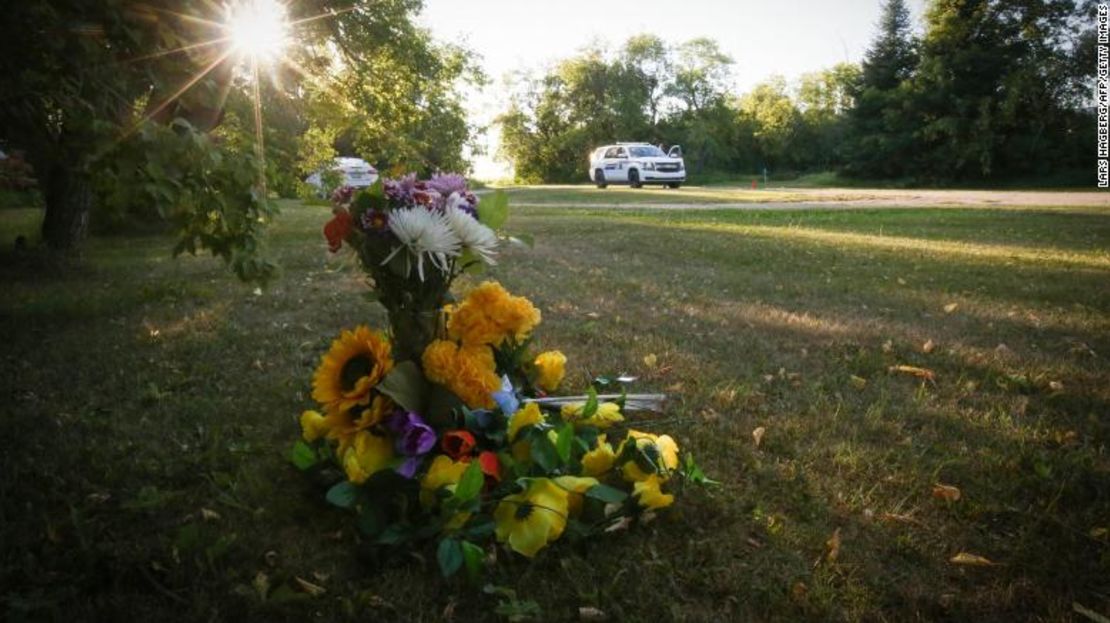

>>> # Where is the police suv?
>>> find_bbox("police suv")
[588,143,684,188]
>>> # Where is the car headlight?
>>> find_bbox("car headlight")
[642,161,655,170]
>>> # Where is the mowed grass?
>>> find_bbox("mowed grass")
[1,200,1109,622]
[493,184,836,205]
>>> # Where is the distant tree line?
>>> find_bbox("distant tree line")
[497,0,1094,185]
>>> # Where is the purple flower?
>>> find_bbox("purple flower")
[359,208,390,234]
[331,185,355,206]
[384,174,418,204]
[387,410,437,457]
[425,172,468,198]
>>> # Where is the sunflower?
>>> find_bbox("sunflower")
[312,326,393,414]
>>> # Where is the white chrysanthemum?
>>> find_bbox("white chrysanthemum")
[444,193,498,265]
[383,207,461,280]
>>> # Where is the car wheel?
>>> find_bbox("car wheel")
[629,169,642,188]
[595,169,607,189]
[667,183,681,189]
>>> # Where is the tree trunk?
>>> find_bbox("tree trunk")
[41,164,91,250]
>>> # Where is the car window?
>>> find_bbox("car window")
[616,148,628,158]
[629,146,666,158]
[603,147,620,159]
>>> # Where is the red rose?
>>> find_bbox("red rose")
[441,430,476,460]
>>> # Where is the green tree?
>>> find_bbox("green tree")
[844,0,919,178]
[910,0,1083,181]
[0,0,476,264]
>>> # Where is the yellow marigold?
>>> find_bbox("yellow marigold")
[533,351,566,392]
[342,430,394,484]
[312,326,393,414]
[620,430,680,482]
[299,410,328,442]
[561,401,624,429]
[581,434,616,476]
[422,340,500,409]
[633,474,674,510]
[447,281,541,347]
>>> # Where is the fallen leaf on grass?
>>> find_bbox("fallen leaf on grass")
[579,606,607,621]
[1048,380,1064,392]
[932,483,962,502]
[949,552,996,566]
[642,353,657,368]
[294,576,326,596]
[1090,527,1108,540]
[200,507,221,522]
[882,339,894,353]
[922,339,936,353]
[791,581,808,601]
[823,528,841,565]
[880,512,923,526]
[943,303,959,314]
[849,375,868,389]
[752,426,766,448]
[889,365,937,384]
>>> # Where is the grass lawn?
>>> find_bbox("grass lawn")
[492,184,835,205]
[1,200,1109,621]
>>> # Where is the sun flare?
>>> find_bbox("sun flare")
[225,0,289,62]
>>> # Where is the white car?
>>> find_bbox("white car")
[588,143,685,189]
[305,157,379,194]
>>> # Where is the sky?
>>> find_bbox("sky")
[416,0,927,179]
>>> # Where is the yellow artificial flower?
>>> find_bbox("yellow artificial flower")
[633,474,674,510]
[581,435,617,476]
[312,326,393,414]
[323,395,394,454]
[422,340,501,409]
[420,455,469,508]
[507,402,546,463]
[299,410,328,442]
[341,430,394,484]
[508,403,545,442]
[620,430,680,482]
[447,281,541,347]
[560,401,624,429]
[533,351,566,392]
[554,475,598,516]
[493,478,569,558]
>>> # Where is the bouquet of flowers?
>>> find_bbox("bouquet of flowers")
[293,173,708,577]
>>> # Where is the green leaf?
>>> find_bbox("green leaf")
[529,431,560,472]
[461,540,484,580]
[377,361,429,413]
[555,423,574,464]
[325,481,359,509]
[454,461,484,503]
[437,538,463,578]
[580,387,599,420]
[478,190,509,230]
[356,505,385,537]
[584,483,628,504]
[290,440,317,471]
